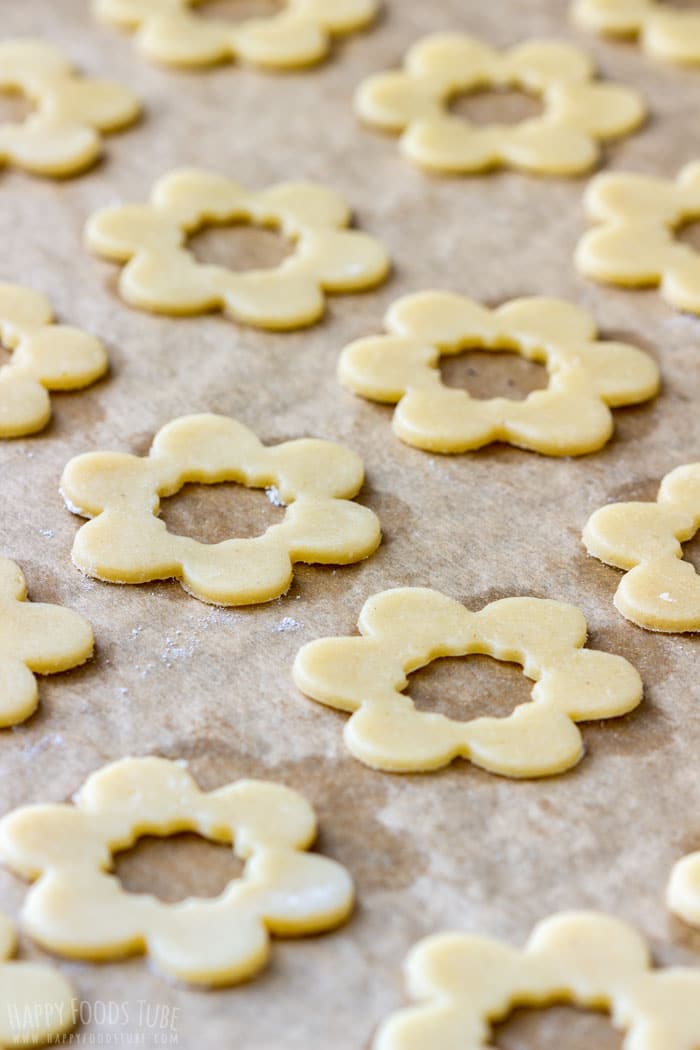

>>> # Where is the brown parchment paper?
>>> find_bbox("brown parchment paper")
[2,1,700,1047]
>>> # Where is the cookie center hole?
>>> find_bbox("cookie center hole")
[196,0,285,23]
[188,221,294,272]
[659,0,699,9]
[677,218,700,251]
[0,88,33,125]
[160,482,284,544]
[495,1004,623,1050]
[440,348,549,400]
[409,654,532,722]
[449,86,543,125]
[113,832,244,904]
[682,530,700,571]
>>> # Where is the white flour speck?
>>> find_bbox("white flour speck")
[18,733,64,756]
[266,486,286,507]
[275,617,302,632]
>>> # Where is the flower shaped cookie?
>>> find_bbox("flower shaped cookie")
[668,849,700,929]
[573,0,700,66]
[0,756,354,986]
[293,588,642,777]
[85,169,389,330]
[576,161,700,313]
[0,283,108,437]
[0,39,140,177]
[61,413,381,606]
[374,911,700,1050]
[354,32,645,175]
[338,292,659,456]
[0,911,76,1047]
[93,0,379,70]
[583,463,700,632]
[0,557,94,727]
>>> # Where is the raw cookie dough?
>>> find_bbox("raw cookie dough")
[668,849,700,929]
[338,292,659,455]
[0,39,140,178]
[354,32,645,175]
[0,756,354,986]
[85,168,389,330]
[0,557,94,727]
[576,160,700,313]
[583,463,700,632]
[373,912,700,1050]
[0,282,108,437]
[0,911,76,1048]
[60,413,381,606]
[573,0,700,67]
[293,587,642,777]
[93,0,379,70]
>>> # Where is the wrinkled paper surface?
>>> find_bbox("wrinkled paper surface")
[1,1,700,1046]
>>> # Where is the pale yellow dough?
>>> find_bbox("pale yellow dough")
[93,0,378,70]
[338,292,659,456]
[583,463,700,632]
[668,850,700,929]
[576,160,700,313]
[0,911,76,1048]
[0,283,108,437]
[0,39,140,178]
[85,169,389,330]
[573,0,700,66]
[0,756,354,986]
[293,587,642,777]
[0,557,94,727]
[354,32,645,176]
[373,911,700,1050]
[61,413,381,606]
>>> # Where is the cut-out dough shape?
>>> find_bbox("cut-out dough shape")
[0,283,108,437]
[354,32,645,175]
[576,160,700,314]
[668,849,700,929]
[0,39,140,177]
[93,0,379,70]
[0,756,354,986]
[573,0,700,67]
[0,911,76,1047]
[0,557,94,727]
[583,463,700,632]
[373,911,700,1050]
[60,413,381,606]
[85,168,389,330]
[293,587,642,777]
[338,292,659,456]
